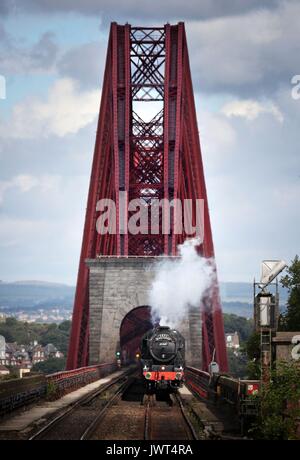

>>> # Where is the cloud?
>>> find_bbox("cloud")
[2,0,280,20]
[0,29,58,75]
[187,1,300,95]
[221,99,284,122]
[197,109,237,170]
[0,173,88,284]
[0,0,299,285]
[0,0,14,16]
[57,41,106,89]
[0,78,100,138]
[2,2,297,99]
[0,174,62,204]
[0,174,38,203]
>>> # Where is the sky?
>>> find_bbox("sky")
[0,0,299,285]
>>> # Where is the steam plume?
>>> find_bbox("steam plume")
[149,238,216,327]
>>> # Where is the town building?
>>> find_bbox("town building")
[225,332,240,349]
[43,343,64,359]
[0,336,64,370]
[0,335,5,366]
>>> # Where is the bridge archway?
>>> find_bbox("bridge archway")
[119,305,154,364]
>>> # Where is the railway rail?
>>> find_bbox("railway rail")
[17,365,259,440]
[84,378,199,440]
[144,393,198,440]
[29,370,133,440]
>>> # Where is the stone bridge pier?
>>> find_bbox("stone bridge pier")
[86,256,202,368]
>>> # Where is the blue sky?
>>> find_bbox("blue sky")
[0,1,299,285]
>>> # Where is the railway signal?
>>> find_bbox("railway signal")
[254,260,287,383]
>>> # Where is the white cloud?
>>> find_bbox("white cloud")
[187,1,300,94]
[12,175,40,192]
[198,110,237,160]
[0,30,58,75]
[221,99,284,123]
[0,78,100,139]
[0,174,61,203]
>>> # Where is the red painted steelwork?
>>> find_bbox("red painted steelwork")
[67,22,228,372]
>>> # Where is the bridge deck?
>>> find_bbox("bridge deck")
[179,385,241,437]
[0,369,125,433]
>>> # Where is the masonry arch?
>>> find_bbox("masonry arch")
[119,305,154,364]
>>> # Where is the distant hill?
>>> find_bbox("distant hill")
[219,281,288,303]
[0,280,289,317]
[0,281,75,309]
[219,281,288,318]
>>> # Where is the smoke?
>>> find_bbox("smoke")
[149,238,216,327]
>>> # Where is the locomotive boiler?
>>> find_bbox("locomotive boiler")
[140,326,185,391]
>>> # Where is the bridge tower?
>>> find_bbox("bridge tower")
[67,23,228,372]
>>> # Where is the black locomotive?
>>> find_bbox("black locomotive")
[140,326,185,391]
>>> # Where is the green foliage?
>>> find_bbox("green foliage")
[246,332,260,360]
[227,348,248,378]
[223,314,257,378]
[279,255,300,331]
[246,359,261,380]
[32,357,66,374]
[223,313,253,344]
[245,332,261,379]
[0,318,71,354]
[0,317,42,344]
[46,380,59,400]
[251,361,300,439]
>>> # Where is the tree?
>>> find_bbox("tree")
[58,320,71,333]
[280,255,300,331]
[227,348,248,378]
[32,357,66,374]
[223,313,254,344]
[251,361,300,439]
[245,332,261,379]
[0,318,71,353]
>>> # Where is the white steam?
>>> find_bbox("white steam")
[149,238,216,327]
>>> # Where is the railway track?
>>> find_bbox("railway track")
[29,370,133,440]
[29,370,199,441]
[85,378,198,440]
[80,377,136,440]
[144,393,198,440]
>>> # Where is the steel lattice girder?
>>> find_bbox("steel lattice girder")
[67,22,228,372]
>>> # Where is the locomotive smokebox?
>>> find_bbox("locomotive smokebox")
[141,325,185,392]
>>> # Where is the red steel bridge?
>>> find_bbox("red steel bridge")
[67,22,228,372]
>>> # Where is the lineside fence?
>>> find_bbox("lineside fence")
[0,362,117,416]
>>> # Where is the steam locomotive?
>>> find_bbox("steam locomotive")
[140,326,185,391]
